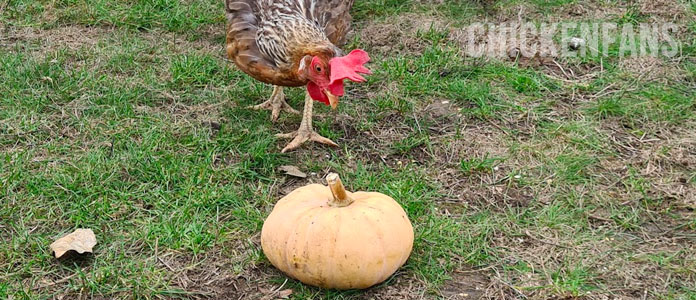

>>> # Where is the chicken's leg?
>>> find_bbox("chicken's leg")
[277,92,338,153]
[249,86,299,122]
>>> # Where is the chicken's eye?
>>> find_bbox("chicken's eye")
[315,66,322,72]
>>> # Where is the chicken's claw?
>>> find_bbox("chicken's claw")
[276,129,338,153]
[248,86,299,122]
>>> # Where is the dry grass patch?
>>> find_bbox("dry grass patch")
[356,14,449,55]
[618,56,690,83]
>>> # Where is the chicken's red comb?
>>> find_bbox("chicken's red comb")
[327,49,371,97]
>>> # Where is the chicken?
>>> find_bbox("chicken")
[225,0,371,152]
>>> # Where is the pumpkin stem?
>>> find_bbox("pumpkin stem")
[327,173,354,207]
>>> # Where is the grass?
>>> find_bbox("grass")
[1,0,696,299]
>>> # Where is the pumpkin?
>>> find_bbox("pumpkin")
[261,173,414,289]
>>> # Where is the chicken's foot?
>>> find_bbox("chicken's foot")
[277,92,337,153]
[249,86,299,122]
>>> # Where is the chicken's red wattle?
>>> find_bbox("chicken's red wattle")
[306,81,328,105]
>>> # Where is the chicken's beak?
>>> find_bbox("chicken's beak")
[324,90,339,110]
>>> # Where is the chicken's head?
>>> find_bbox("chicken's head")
[300,49,371,109]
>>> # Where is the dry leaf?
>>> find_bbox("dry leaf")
[278,165,307,178]
[278,289,293,299]
[50,228,97,258]
[260,287,293,300]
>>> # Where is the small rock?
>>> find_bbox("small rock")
[568,37,585,50]
[203,121,221,130]
[507,47,521,59]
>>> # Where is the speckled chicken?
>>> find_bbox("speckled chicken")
[225,0,371,152]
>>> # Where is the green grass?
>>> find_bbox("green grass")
[2,0,223,31]
[460,154,504,175]
[2,0,696,299]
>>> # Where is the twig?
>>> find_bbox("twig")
[272,278,288,294]
[489,268,528,299]
[455,262,502,274]
[587,213,613,223]
[552,59,571,79]
[524,229,567,248]
[34,273,78,289]
[488,121,511,137]
[590,82,616,99]
[158,256,176,272]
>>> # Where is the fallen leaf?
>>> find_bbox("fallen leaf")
[278,165,307,178]
[260,287,293,300]
[278,289,293,299]
[50,228,97,258]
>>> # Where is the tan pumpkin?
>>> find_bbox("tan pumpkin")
[261,173,414,289]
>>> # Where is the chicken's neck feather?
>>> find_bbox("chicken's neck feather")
[256,4,339,71]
